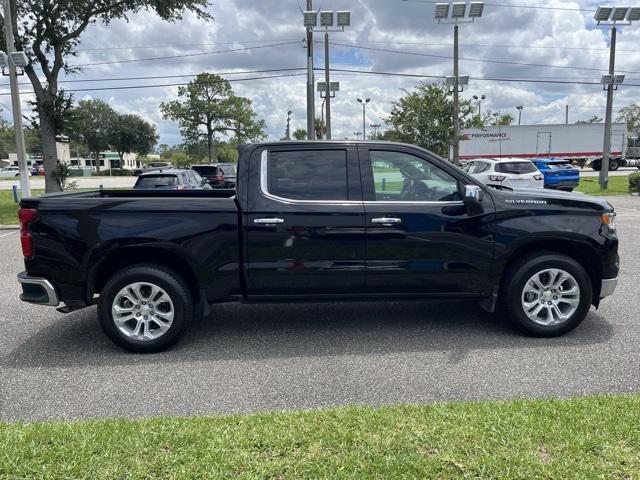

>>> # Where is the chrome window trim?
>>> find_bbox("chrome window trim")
[260,149,464,207]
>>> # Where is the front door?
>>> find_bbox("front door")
[359,146,495,295]
[245,146,366,296]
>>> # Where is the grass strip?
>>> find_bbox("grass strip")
[1,394,639,479]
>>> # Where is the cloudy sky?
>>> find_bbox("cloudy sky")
[2,0,640,146]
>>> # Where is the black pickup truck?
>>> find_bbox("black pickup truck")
[17,141,619,352]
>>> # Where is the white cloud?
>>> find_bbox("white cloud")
[1,0,640,145]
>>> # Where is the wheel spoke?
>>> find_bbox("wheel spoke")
[521,268,580,327]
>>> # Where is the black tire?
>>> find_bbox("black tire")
[609,160,619,171]
[98,264,193,353]
[502,253,592,337]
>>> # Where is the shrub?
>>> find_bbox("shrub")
[629,172,640,194]
[53,162,78,190]
[103,168,131,176]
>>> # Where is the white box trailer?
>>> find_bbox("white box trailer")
[460,123,628,162]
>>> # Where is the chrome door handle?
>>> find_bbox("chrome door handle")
[371,217,402,225]
[254,218,285,224]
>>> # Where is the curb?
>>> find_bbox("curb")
[0,225,19,230]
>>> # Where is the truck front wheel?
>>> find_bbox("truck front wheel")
[97,264,193,353]
[502,253,592,337]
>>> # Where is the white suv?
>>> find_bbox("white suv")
[0,166,23,178]
[462,158,544,189]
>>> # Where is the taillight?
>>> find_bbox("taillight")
[18,208,37,258]
[488,175,506,182]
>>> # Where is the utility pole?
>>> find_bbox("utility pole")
[285,110,292,140]
[600,26,616,190]
[2,0,30,197]
[452,24,460,165]
[306,0,315,140]
[324,30,331,139]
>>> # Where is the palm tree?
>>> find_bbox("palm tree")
[495,113,514,126]
[292,128,307,140]
[314,118,325,140]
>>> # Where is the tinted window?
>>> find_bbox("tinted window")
[268,150,348,200]
[192,166,220,176]
[135,175,178,188]
[546,161,572,170]
[369,150,460,202]
[474,162,491,173]
[218,164,237,175]
[495,161,537,174]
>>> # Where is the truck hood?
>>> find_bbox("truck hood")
[491,186,613,212]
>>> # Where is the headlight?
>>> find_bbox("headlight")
[602,212,616,232]
[534,174,544,181]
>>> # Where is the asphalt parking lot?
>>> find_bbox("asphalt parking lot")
[1,196,639,422]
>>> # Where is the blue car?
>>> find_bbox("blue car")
[530,158,580,191]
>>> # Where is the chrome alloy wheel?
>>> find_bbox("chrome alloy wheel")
[111,282,174,341]
[521,268,581,326]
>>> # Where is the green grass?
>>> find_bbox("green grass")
[576,175,631,196]
[0,189,44,225]
[2,395,640,479]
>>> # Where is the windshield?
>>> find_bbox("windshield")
[495,162,537,174]
[135,175,178,188]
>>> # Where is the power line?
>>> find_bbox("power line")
[400,0,595,13]
[76,39,302,52]
[70,41,300,67]
[0,72,307,96]
[0,67,306,88]
[329,41,640,75]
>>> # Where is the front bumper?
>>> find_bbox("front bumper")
[600,277,618,299]
[17,272,60,306]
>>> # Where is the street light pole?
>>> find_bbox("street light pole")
[370,123,381,137]
[357,98,370,140]
[2,0,30,197]
[600,25,616,190]
[324,30,332,139]
[306,0,315,140]
[452,23,460,166]
[516,105,524,125]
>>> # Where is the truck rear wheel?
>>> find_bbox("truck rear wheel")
[609,160,619,171]
[502,253,592,337]
[97,264,193,353]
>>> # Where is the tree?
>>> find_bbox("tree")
[66,99,118,173]
[168,151,191,168]
[617,103,640,134]
[292,128,307,140]
[109,114,158,164]
[314,118,325,140]
[493,113,514,126]
[384,83,474,158]
[160,73,266,162]
[0,0,211,193]
[576,115,602,124]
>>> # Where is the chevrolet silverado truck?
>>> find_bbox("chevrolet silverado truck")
[17,141,619,352]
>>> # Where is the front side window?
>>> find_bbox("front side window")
[267,150,348,201]
[369,150,461,202]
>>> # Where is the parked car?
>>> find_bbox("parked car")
[131,161,173,177]
[462,158,544,189]
[191,163,237,189]
[133,169,210,190]
[17,141,619,352]
[530,157,580,191]
[0,166,28,178]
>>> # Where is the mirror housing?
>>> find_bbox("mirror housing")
[464,184,483,204]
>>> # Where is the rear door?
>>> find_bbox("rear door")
[245,145,366,296]
[359,145,495,295]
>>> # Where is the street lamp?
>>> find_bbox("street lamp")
[472,94,486,117]
[318,81,339,139]
[594,4,640,189]
[356,97,371,140]
[304,8,350,140]
[370,123,382,137]
[516,105,524,125]
[435,1,485,165]
[2,0,30,197]
[353,131,362,140]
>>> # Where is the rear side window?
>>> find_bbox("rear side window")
[135,175,178,188]
[495,161,537,174]
[193,166,219,176]
[267,150,348,200]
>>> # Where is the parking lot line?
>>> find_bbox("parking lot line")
[0,230,17,238]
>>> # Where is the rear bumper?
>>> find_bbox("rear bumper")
[544,179,580,189]
[600,277,618,299]
[17,272,60,306]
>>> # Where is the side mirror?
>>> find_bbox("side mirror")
[464,184,483,204]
